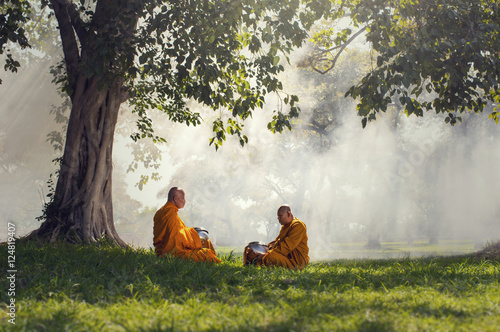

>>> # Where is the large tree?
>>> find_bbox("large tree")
[310,0,500,127]
[1,0,327,245]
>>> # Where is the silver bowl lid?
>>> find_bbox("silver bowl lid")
[247,241,268,254]
[194,227,209,242]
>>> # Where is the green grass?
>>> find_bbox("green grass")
[1,240,499,331]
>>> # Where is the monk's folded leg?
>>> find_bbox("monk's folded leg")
[202,239,216,251]
[202,248,221,263]
[262,251,294,269]
[187,248,221,263]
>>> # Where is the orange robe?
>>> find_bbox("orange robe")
[153,202,221,263]
[262,217,309,269]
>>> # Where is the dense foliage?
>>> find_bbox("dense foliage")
[0,0,31,83]
[41,0,328,148]
[311,0,500,127]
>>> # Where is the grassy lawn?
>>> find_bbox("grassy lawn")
[1,240,499,331]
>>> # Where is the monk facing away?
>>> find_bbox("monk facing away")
[153,187,221,263]
[244,205,309,269]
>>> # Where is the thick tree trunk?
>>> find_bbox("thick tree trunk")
[25,0,142,246]
[33,74,126,246]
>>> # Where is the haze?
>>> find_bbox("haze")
[1,48,499,261]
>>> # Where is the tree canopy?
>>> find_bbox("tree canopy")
[310,0,500,127]
[47,0,330,148]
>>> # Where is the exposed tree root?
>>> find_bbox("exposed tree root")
[24,222,128,248]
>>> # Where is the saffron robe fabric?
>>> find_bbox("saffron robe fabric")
[261,217,309,269]
[153,202,221,263]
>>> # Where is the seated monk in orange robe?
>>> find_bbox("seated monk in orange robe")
[153,187,221,263]
[243,205,309,269]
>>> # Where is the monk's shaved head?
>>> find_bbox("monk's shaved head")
[277,204,293,225]
[168,187,186,209]
[278,205,291,214]
[168,187,181,201]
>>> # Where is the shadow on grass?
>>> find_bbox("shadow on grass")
[1,239,499,306]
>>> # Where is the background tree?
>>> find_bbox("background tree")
[309,0,500,127]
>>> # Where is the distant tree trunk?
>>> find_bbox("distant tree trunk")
[365,235,381,249]
[32,74,126,246]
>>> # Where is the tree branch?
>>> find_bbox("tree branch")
[66,1,88,45]
[50,0,80,92]
[311,26,366,75]
[301,123,325,135]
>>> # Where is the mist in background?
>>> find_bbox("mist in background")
[1,46,499,260]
